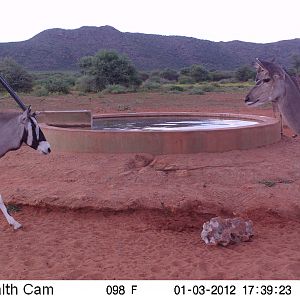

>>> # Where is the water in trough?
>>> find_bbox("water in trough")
[92,117,259,131]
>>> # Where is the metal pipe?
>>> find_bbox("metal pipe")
[0,74,27,111]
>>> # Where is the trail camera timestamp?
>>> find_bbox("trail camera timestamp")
[174,284,237,296]
[173,284,292,296]
[243,285,292,296]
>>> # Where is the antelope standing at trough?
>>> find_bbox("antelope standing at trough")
[245,59,300,135]
[0,107,51,229]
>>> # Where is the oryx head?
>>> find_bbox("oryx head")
[20,106,51,155]
[245,59,286,106]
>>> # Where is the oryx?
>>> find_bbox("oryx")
[0,106,51,229]
[245,59,300,135]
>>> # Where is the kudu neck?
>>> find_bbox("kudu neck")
[277,74,300,134]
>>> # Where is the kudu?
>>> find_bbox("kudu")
[245,59,300,135]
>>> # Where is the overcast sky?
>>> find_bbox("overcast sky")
[0,0,299,43]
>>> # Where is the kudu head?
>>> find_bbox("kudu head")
[20,106,51,155]
[245,59,286,107]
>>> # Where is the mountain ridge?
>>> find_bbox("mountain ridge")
[0,26,299,71]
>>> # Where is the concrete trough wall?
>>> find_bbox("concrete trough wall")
[40,111,281,154]
[37,110,92,127]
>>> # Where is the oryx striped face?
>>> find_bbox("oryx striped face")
[23,116,51,155]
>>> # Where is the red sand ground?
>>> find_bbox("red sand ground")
[1,91,300,280]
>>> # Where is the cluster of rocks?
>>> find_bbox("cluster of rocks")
[201,217,254,246]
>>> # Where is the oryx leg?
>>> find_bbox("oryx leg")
[0,194,22,230]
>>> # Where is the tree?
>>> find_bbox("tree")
[180,67,191,76]
[0,57,33,92]
[179,65,210,82]
[235,65,255,82]
[160,68,179,81]
[78,50,141,91]
[78,56,93,75]
[190,64,210,82]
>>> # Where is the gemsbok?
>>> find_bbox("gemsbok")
[0,106,51,229]
[245,58,300,135]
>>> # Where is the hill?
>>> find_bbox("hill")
[0,26,299,71]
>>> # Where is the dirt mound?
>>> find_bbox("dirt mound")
[125,153,155,170]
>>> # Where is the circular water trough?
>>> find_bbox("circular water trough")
[40,112,281,154]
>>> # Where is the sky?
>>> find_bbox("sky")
[0,0,299,43]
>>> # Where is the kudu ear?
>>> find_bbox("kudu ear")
[255,58,285,79]
[255,58,267,72]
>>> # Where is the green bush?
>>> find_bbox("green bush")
[178,75,195,84]
[141,79,161,91]
[190,64,210,82]
[160,68,179,81]
[188,87,205,95]
[168,85,185,92]
[235,65,256,82]
[75,75,97,93]
[179,65,210,82]
[0,57,33,92]
[201,84,218,92]
[180,67,191,76]
[147,75,161,83]
[210,70,235,81]
[219,78,238,84]
[79,50,141,91]
[33,85,49,97]
[102,84,128,94]
[149,70,160,77]
[43,76,70,94]
[33,72,76,94]
[138,71,150,82]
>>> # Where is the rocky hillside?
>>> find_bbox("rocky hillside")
[0,25,299,71]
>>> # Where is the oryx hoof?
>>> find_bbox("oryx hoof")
[11,221,22,230]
